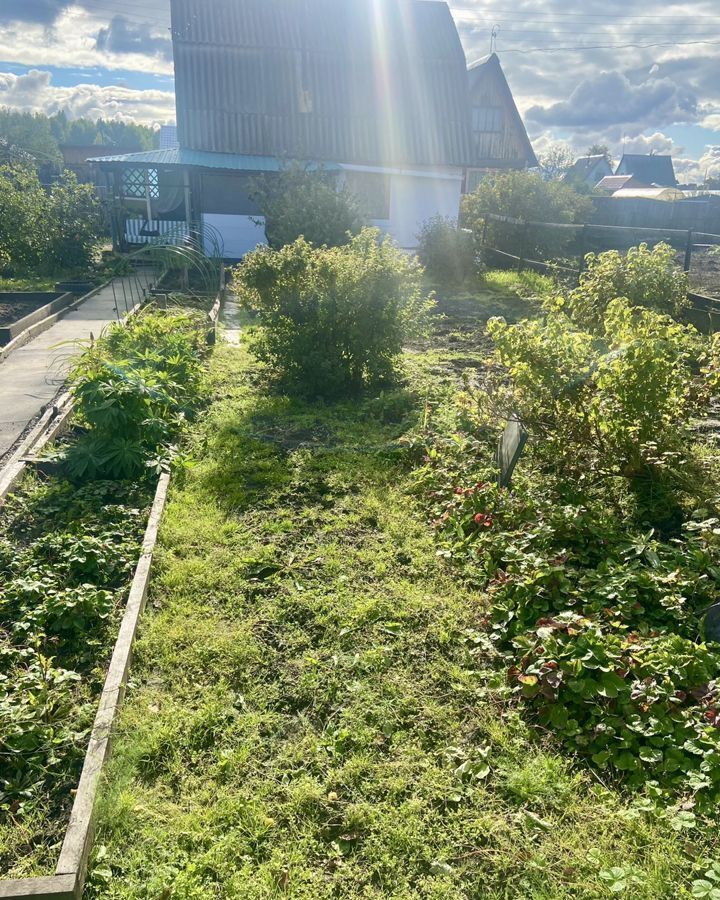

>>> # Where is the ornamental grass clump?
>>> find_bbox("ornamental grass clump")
[233,228,435,399]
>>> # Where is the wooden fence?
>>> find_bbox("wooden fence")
[480,214,720,330]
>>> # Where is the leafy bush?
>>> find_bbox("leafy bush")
[484,300,707,519]
[416,435,720,803]
[512,619,720,803]
[233,228,435,398]
[66,309,208,480]
[461,170,592,263]
[45,173,103,272]
[417,216,476,287]
[564,243,690,333]
[252,163,364,249]
[0,164,101,276]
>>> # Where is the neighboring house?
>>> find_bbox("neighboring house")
[158,125,179,151]
[594,174,647,194]
[615,153,677,187]
[93,0,475,257]
[61,145,137,188]
[565,155,613,187]
[464,53,538,192]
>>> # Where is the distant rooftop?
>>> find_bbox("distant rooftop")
[615,153,677,187]
[567,155,611,178]
[595,174,645,192]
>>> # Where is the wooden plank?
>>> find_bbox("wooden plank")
[0,875,77,900]
[55,474,171,891]
[0,394,74,503]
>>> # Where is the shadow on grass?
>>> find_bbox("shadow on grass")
[196,384,422,518]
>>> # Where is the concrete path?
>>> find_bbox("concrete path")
[0,273,153,462]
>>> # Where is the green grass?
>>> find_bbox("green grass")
[481,269,556,301]
[84,289,713,898]
[0,274,61,292]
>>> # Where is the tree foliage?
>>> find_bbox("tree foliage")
[560,242,690,333]
[0,108,158,173]
[461,170,592,263]
[251,163,364,249]
[233,228,435,398]
[417,216,476,287]
[0,164,102,276]
[538,142,576,180]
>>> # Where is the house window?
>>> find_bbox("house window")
[123,168,159,199]
[472,106,503,133]
[343,170,391,220]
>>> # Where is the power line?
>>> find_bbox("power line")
[498,38,720,54]
[448,4,720,22]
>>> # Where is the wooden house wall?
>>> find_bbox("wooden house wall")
[468,72,529,168]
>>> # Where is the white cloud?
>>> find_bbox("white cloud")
[622,132,681,155]
[0,69,175,125]
[0,7,173,75]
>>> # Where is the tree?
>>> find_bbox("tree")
[539,142,576,180]
[0,109,62,168]
[0,163,101,276]
[251,163,364,249]
[587,143,614,166]
[0,107,159,174]
[461,170,592,263]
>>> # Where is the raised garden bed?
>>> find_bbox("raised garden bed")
[0,300,219,899]
[0,293,74,346]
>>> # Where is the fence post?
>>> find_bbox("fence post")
[684,230,693,274]
[517,222,528,273]
[577,224,588,283]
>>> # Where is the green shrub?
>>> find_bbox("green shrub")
[233,228,435,398]
[252,163,364,249]
[461,170,591,264]
[416,436,720,802]
[66,310,207,480]
[0,164,101,276]
[45,173,103,272]
[564,243,690,333]
[417,216,476,287]
[484,300,706,514]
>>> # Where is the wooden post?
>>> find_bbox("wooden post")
[578,224,588,283]
[684,230,693,274]
[517,222,528,273]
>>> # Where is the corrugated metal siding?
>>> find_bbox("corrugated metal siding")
[171,0,472,167]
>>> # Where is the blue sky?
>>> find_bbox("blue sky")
[0,0,719,181]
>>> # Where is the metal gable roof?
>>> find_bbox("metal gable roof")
[616,154,677,187]
[170,0,472,168]
[567,155,611,178]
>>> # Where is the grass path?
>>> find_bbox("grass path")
[87,294,699,899]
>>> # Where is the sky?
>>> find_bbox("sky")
[0,0,719,181]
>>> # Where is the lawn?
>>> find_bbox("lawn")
[0,275,65,293]
[84,282,714,899]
